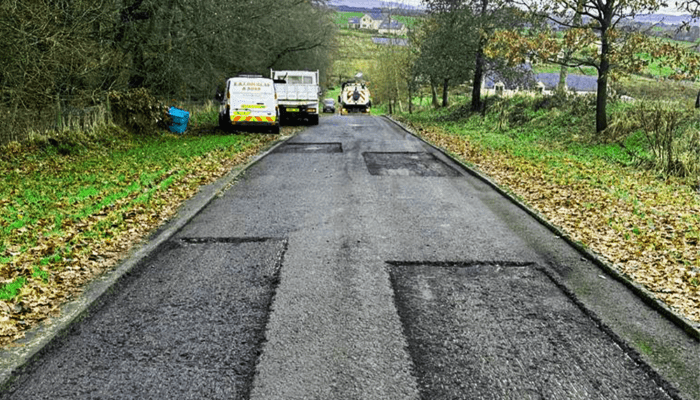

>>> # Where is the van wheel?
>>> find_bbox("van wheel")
[270,123,280,134]
[219,113,231,132]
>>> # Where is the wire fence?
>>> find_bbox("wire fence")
[0,96,112,146]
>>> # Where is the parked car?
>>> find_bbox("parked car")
[322,98,336,113]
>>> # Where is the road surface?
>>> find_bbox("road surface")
[1,115,698,399]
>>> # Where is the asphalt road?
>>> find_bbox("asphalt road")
[1,115,698,399]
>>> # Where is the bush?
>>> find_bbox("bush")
[108,88,166,135]
[532,90,595,117]
[671,124,700,180]
[605,100,699,179]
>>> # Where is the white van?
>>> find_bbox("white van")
[218,75,279,133]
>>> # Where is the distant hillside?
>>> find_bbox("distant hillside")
[329,0,425,11]
[626,13,700,26]
[335,5,383,13]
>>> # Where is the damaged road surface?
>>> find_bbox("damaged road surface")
[2,115,698,399]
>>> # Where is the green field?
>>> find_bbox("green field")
[334,11,364,26]
[332,30,379,85]
[0,103,285,344]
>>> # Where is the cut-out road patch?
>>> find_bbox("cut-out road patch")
[363,152,461,177]
[274,142,343,153]
[1,239,287,400]
[388,262,678,400]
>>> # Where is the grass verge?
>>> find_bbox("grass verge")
[0,108,284,346]
[396,98,700,325]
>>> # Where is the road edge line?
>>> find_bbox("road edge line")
[383,114,700,342]
[0,133,297,389]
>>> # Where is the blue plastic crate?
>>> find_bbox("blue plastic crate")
[168,107,190,134]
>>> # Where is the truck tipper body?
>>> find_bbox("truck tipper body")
[271,70,320,125]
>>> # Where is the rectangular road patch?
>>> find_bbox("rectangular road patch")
[388,262,676,400]
[274,142,343,153]
[362,152,461,177]
[2,239,287,400]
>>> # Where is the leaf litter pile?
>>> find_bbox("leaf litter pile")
[402,118,700,325]
[0,129,283,346]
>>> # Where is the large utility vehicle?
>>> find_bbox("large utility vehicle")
[271,70,321,125]
[339,79,371,114]
[218,74,279,133]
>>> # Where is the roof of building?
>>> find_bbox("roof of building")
[379,19,404,30]
[535,73,597,91]
[484,71,597,92]
[365,12,384,21]
[348,17,360,24]
[372,37,408,46]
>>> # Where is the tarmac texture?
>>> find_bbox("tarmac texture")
[1,239,286,399]
[1,115,698,399]
[390,263,674,399]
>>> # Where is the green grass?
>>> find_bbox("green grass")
[394,15,418,28]
[399,90,698,178]
[0,106,275,301]
[0,277,26,301]
[32,266,49,283]
[334,11,364,26]
[333,30,378,84]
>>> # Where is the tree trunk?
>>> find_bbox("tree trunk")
[442,78,449,107]
[431,82,439,108]
[471,0,488,113]
[596,36,610,133]
[471,45,484,112]
[558,63,568,92]
[408,82,413,114]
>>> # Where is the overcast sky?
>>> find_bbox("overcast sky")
[392,0,424,7]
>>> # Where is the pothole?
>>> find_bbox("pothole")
[362,152,461,177]
[275,142,343,153]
